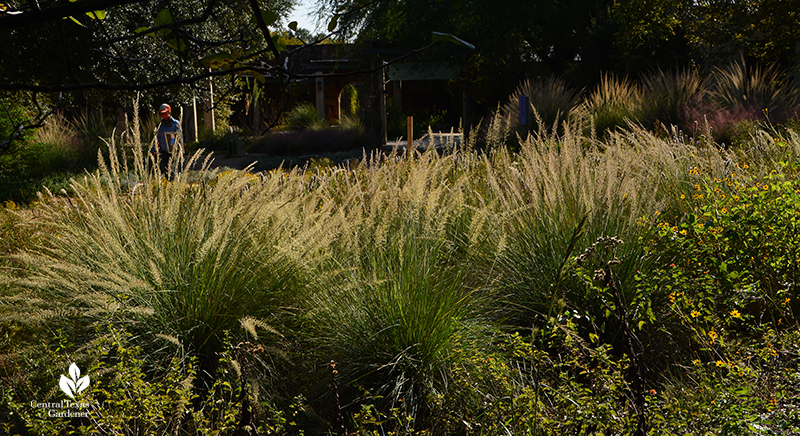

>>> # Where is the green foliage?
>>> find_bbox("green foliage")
[0,112,112,203]
[708,59,799,117]
[578,74,643,136]
[308,150,497,426]
[0,105,32,144]
[640,68,704,128]
[430,322,637,435]
[1,330,297,435]
[283,102,328,131]
[611,0,682,66]
[15,140,337,380]
[645,165,800,330]
[3,112,800,434]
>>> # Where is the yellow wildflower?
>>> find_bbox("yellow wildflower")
[730,309,741,319]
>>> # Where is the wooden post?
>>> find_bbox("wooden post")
[364,56,387,147]
[392,81,402,108]
[204,70,215,133]
[315,72,325,121]
[192,97,198,142]
[407,116,413,149]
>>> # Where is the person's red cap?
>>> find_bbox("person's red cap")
[158,103,171,113]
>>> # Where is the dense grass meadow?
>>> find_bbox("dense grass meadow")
[2,64,800,435]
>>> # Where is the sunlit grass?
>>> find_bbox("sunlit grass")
[3,105,800,433]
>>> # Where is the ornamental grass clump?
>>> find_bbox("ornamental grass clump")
[577,73,643,136]
[707,58,799,118]
[639,68,704,129]
[476,117,725,329]
[502,75,582,135]
[14,138,338,380]
[684,59,800,144]
[306,149,498,428]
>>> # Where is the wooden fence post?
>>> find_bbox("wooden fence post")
[407,116,413,149]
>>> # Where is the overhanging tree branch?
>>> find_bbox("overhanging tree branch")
[95,0,221,46]
[0,0,147,29]
[0,66,258,92]
[248,0,282,61]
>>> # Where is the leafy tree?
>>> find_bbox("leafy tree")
[612,0,800,75]
[707,0,800,70]
[0,0,473,147]
[610,0,691,73]
[318,0,617,105]
[0,0,298,147]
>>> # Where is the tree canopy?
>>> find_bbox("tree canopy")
[316,0,799,106]
[0,0,297,93]
[0,0,306,146]
[2,0,798,147]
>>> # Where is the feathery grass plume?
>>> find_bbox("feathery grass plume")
[502,76,582,135]
[475,116,714,327]
[33,112,78,161]
[708,58,799,116]
[640,68,704,129]
[481,108,514,150]
[578,73,643,137]
[131,93,142,150]
[17,132,340,383]
[729,125,800,179]
[307,148,498,427]
[685,59,800,144]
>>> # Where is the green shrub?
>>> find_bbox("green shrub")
[1,330,300,436]
[283,102,328,131]
[645,169,800,332]
[431,321,637,435]
[0,105,32,145]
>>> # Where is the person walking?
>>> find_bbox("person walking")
[153,103,182,177]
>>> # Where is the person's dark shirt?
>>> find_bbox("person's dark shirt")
[154,116,182,153]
